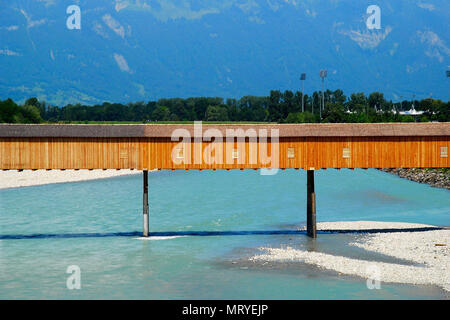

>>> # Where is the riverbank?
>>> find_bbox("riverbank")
[382,168,450,190]
[0,170,141,189]
[250,221,450,292]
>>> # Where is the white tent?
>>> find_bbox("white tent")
[399,106,424,116]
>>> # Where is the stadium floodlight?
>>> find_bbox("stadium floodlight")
[300,73,306,112]
[319,70,327,118]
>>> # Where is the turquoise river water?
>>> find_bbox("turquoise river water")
[0,169,449,299]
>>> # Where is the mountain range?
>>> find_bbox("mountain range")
[0,0,449,106]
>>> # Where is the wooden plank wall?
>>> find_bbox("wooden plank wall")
[0,137,448,170]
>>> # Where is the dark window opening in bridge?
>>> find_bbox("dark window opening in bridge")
[343,148,351,159]
[441,146,448,158]
[287,147,295,159]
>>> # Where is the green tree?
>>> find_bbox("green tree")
[205,105,229,121]
[322,103,347,123]
[285,111,315,123]
[268,90,282,122]
[19,105,42,123]
[347,93,367,113]
[152,106,171,121]
[368,92,386,111]
[0,99,18,123]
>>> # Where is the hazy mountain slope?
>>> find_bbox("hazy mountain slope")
[0,0,449,105]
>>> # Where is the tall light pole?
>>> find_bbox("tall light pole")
[447,70,450,102]
[319,70,327,118]
[300,73,306,113]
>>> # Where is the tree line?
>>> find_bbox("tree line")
[1,90,449,124]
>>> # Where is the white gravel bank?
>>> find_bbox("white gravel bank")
[308,221,434,230]
[250,221,450,291]
[0,169,142,189]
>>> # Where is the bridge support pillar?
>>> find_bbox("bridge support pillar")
[307,170,317,238]
[143,170,149,237]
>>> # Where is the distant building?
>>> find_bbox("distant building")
[398,106,424,116]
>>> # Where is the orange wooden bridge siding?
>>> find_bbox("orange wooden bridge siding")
[0,136,448,170]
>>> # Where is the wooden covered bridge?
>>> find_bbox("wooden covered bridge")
[0,122,449,238]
